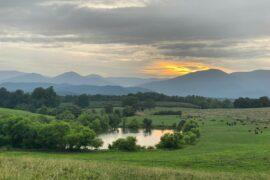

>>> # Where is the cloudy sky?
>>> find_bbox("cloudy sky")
[1,0,270,77]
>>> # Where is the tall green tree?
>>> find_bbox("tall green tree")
[31,87,59,108]
[76,94,89,108]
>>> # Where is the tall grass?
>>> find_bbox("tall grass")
[0,157,268,180]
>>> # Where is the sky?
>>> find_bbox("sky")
[1,0,270,78]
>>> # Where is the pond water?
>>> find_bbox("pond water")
[98,128,173,149]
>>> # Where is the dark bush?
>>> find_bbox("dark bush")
[183,132,197,144]
[109,136,139,151]
[56,110,75,120]
[128,119,140,129]
[156,132,184,149]
[122,106,136,117]
[157,119,200,149]
[154,110,182,116]
[104,104,113,114]
[143,118,152,129]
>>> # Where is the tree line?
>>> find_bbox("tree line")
[234,96,270,108]
[0,87,235,118]
[63,92,233,109]
[0,87,59,111]
[0,115,102,150]
[3,86,270,110]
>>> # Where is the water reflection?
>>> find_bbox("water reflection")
[98,128,173,149]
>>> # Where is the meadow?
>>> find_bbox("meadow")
[1,107,270,179]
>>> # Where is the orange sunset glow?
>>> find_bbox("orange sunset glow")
[143,60,222,77]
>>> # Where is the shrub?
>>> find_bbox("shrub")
[156,132,184,149]
[157,119,201,149]
[56,110,75,120]
[35,115,51,123]
[143,118,152,129]
[75,94,89,108]
[122,106,136,117]
[183,132,197,144]
[176,119,186,131]
[154,110,182,116]
[53,105,82,117]
[89,119,101,132]
[190,128,200,138]
[147,146,155,150]
[108,113,122,129]
[65,125,103,150]
[36,106,50,115]
[104,104,113,114]
[182,120,199,132]
[128,119,140,129]
[76,113,110,133]
[109,136,138,151]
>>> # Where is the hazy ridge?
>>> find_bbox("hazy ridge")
[1,69,270,97]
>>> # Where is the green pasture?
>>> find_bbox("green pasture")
[1,107,270,179]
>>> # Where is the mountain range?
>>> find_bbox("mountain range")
[0,71,156,95]
[141,69,270,98]
[1,69,270,98]
[1,71,159,87]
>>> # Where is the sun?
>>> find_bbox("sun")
[143,60,217,77]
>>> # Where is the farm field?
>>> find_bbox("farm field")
[128,107,270,127]
[1,107,270,179]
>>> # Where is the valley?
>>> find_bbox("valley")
[1,107,270,179]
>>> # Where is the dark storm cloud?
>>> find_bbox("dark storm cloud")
[1,0,270,61]
[161,47,270,59]
[1,0,270,42]
[156,40,270,59]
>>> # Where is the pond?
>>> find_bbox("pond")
[98,128,173,149]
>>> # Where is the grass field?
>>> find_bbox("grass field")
[128,107,270,127]
[0,108,54,120]
[1,107,270,179]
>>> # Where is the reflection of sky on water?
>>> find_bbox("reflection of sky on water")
[98,128,173,149]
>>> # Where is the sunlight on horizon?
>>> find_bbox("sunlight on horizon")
[142,60,225,77]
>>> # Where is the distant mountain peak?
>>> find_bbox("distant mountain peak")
[51,71,114,86]
[191,69,227,75]
[141,68,270,98]
[56,71,82,77]
[173,69,227,80]
[3,72,49,83]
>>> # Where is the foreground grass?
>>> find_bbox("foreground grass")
[0,157,269,180]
